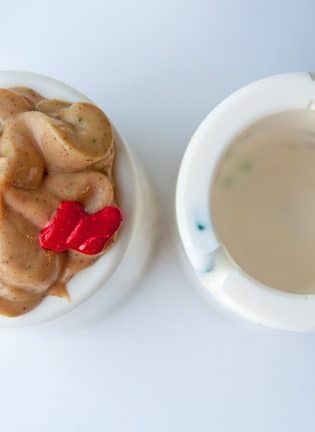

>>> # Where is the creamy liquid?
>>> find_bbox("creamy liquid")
[211,109,315,294]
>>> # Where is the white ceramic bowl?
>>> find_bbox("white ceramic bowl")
[0,71,156,327]
[176,72,315,332]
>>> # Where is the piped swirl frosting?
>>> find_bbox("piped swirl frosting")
[0,87,118,316]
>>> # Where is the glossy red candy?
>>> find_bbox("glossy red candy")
[39,201,84,252]
[66,206,123,254]
[39,201,123,255]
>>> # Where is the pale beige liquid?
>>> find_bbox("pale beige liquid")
[211,109,315,294]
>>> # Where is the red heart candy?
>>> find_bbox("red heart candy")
[39,201,84,252]
[66,206,123,255]
[39,202,123,255]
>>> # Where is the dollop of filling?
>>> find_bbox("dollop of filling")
[0,87,121,316]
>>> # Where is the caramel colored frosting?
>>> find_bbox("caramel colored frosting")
[0,87,117,316]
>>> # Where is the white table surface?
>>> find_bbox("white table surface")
[0,1,315,430]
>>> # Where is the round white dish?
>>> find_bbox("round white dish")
[0,71,156,327]
[176,72,315,332]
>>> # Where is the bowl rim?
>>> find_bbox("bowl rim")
[0,70,138,326]
[176,72,315,331]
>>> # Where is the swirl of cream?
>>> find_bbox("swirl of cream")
[0,89,117,316]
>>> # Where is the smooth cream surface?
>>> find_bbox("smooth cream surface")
[211,109,315,294]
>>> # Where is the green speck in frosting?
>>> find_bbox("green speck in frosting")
[239,160,252,173]
[91,138,97,144]
[78,116,83,123]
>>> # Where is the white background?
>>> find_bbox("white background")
[0,1,314,431]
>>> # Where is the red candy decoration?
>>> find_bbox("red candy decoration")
[39,201,123,255]
[39,202,84,252]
